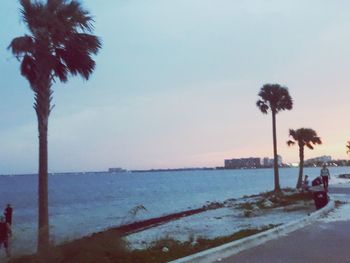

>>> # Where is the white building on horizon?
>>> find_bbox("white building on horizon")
[262,155,283,167]
[305,155,332,165]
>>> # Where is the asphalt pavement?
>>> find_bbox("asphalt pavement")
[220,185,350,263]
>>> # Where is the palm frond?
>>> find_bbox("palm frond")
[256,100,269,114]
[287,140,295,147]
[8,36,34,56]
[57,44,95,80]
[73,33,101,54]
[60,0,94,32]
[47,0,62,12]
[288,129,297,140]
[311,137,322,145]
[20,0,33,24]
[346,141,350,155]
[20,0,46,35]
[305,143,314,150]
[20,55,37,88]
[52,57,68,82]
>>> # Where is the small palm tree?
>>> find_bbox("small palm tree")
[287,128,322,189]
[257,84,293,193]
[347,141,350,155]
[9,0,101,252]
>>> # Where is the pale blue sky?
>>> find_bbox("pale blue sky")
[0,0,350,173]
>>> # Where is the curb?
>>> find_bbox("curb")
[170,200,335,263]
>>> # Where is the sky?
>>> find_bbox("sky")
[0,0,350,174]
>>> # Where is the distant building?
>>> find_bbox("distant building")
[262,155,282,167]
[304,155,332,166]
[263,157,273,167]
[108,167,126,173]
[224,157,261,169]
[277,155,283,166]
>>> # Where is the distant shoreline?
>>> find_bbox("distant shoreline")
[2,165,350,176]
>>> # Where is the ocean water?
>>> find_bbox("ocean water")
[0,166,349,254]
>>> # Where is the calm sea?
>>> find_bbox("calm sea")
[0,166,349,254]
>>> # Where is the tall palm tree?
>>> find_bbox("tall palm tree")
[9,0,101,252]
[256,84,293,193]
[287,128,322,189]
[347,141,350,155]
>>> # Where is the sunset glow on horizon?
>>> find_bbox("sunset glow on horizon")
[0,0,349,173]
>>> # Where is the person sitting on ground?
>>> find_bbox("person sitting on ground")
[311,175,323,187]
[301,175,310,192]
[0,216,11,258]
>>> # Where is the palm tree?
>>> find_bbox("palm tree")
[287,128,322,189]
[9,0,101,252]
[347,141,350,155]
[256,84,293,193]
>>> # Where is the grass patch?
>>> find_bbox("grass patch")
[236,202,255,210]
[236,188,313,213]
[9,225,277,263]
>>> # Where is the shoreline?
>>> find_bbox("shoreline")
[9,188,315,262]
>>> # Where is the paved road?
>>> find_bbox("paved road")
[221,186,350,263]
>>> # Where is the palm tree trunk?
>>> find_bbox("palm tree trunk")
[296,145,304,188]
[35,72,52,253]
[37,115,49,252]
[272,111,281,193]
